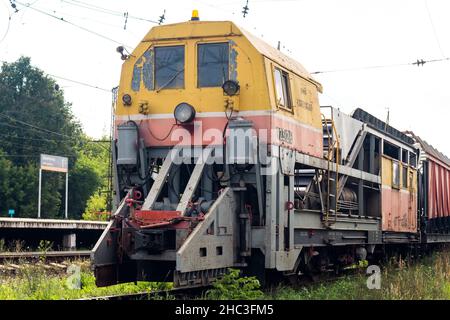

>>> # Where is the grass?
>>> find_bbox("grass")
[268,250,450,300]
[1,250,449,300]
[0,260,170,300]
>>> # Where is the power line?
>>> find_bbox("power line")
[242,0,249,17]
[0,154,41,158]
[0,138,72,155]
[1,59,111,93]
[0,112,110,150]
[0,112,73,138]
[0,131,109,144]
[0,153,77,158]
[33,3,131,30]
[0,122,66,143]
[14,0,132,49]
[0,81,110,150]
[0,122,110,153]
[0,124,66,142]
[158,9,166,25]
[0,81,51,106]
[0,128,81,156]
[0,2,13,45]
[0,121,110,147]
[311,57,450,74]
[48,73,110,92]
[60,0,159,24]
[424,0,445,58]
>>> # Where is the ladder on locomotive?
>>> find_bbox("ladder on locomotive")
[322,115,340,227]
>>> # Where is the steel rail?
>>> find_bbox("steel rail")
[0,250,91,260]
[79,285,210,300]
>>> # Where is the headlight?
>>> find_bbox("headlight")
[174,103,196,123]
[122,94,132,106]
[222,80,240,96]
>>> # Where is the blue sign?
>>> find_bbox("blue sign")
[8,209,15,218]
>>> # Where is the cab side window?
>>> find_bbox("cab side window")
[198,43,229,87]
[155,45,185,90]
[274,68,292,109]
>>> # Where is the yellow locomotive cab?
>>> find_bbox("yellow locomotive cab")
[116,20,323,157]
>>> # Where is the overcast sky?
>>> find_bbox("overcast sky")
[1,0,449,155]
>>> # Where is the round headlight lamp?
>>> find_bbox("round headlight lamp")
[174,103,196,123]
[222,80,240,96]
[122,94,132,106]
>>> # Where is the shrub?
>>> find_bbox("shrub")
[205,268,263,300]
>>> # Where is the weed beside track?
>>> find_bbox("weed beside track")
[0,249,449,300]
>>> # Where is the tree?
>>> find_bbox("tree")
[0,57,82,165]
[0,57,106,219]
[75,136,111,220]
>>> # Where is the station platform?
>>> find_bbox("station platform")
[0,217,108,230]
[0,218,108,250]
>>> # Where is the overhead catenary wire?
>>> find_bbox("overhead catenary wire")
[14,0,133,49]
[0,131,109,144]
[311,57,450,74]
[158,9,166,25]
[31,3,135,31]
[0,137,77,156]
[0,113,110,150]
[0,154,47,158]
[0,60,111,93]
[424,0,445,58]
[60,0,160,24]
[0,112,73,139]
[0,124,107,144]
[0,2,12,45]
[47,73,110,92]
[0,81,111,149]
[242,0,249,17]
[0,135,104,158]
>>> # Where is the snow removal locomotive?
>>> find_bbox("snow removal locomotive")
[92,13,450,287]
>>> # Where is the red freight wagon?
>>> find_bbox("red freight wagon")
[408,133,450,236]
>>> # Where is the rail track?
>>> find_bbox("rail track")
[0,250,91,262]
[80,274,362,301]
[79,267,366,301]
[80,285,210,300]
[0,250,91,274]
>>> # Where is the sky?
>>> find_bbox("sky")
[1,0,449,155]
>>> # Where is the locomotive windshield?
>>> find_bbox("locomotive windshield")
[197,42,229,87]
[155,45,185,90]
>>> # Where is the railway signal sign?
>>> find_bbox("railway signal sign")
[38,154,69,219]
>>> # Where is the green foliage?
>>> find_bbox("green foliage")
[0,57,82,161]
[38,240,53,263]
[271,277,366,300]
[0,153,40,217]
[0,57,109,219]
[205,268,263,300]
[0,263,163,300]
[269,250,450,300]
[82,193,110,221]
[75,138,111,221]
